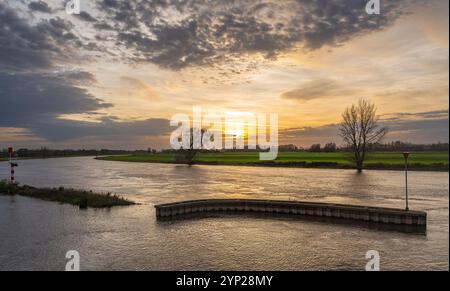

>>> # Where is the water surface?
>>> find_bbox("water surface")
[0,157,448,270]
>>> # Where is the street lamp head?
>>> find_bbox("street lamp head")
[403,152,410,160]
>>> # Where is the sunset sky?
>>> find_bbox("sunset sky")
[0,0,448,149]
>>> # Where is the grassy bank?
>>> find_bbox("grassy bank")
[0,180,135,208]
[97,152,449,171]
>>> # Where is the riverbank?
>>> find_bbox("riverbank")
[0,180,135,208]
[96,152,449,171]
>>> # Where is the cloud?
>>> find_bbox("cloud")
[75,11,97,23]
[1,2,52,70]
[9,0,408,70]
[0,2,93,71]
[384,117,449,143]
[0,71,111,127]
[28,118,172,141]
[74,0,413,70]
[0,71,171,142]
[281,79,352,101]
[381,110,449,121]
[28,1,52,13]
[119,76,160,99]
[120,76,152,90]
[1,0,443,149]
[1,0,417,72]
[0,2,173,144]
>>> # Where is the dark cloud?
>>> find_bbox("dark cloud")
[0,71,171,142]
[1,2,52,70]
[28,118,172,141]
[28,1,52,13]
[0,2,175,144]
[57,71,97,85]
[0,2,93,71]
[1,0,415,71]
[383,117,449,144]
[75,11,97,22]
[89,0,412,69]
[0,71,111,128]
[93,21,115,31]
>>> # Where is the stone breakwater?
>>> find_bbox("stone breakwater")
[155,199,427,227]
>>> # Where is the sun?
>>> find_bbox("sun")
[225,128,245,138]
[222,111,254,138]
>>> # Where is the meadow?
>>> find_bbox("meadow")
[97,151,449,171]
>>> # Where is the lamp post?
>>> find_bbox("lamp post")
[403,152,410,211]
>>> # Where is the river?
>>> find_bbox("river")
[0,157,448,270]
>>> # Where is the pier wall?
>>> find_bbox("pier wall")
[155,199,427,227]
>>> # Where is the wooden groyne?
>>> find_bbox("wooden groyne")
[155,199,427,227]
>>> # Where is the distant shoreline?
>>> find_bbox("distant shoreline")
[2,153,447,172]
[0,155,98,162]
[96,152,449,172]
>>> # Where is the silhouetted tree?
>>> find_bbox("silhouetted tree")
[339,99,388,172]
[175,128,205,166]
[309,144,321,152]
[323,142,337,152]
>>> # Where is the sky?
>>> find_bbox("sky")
[0,0,448,149]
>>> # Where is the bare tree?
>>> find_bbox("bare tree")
[339,99,388,172]
[175,128,205,166]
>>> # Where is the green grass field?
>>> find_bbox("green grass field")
[97,151,449,171]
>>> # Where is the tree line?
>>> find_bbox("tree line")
[278,141,449,153]
[3,141,446,159]
[0,148,146,159]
